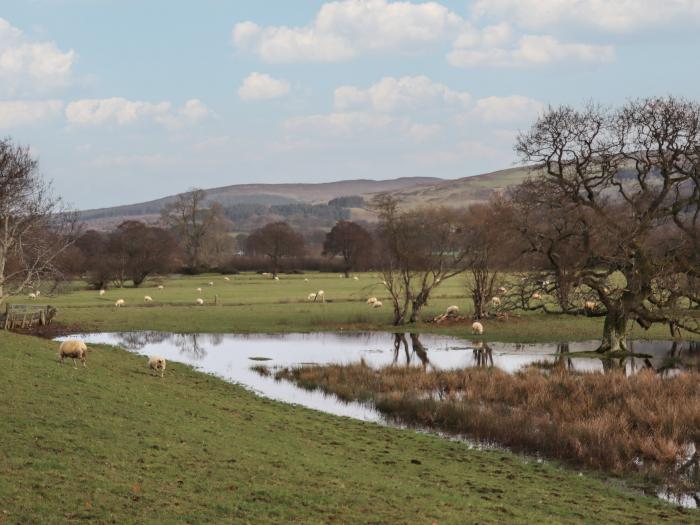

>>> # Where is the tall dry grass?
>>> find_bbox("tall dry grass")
[275,363,700,482]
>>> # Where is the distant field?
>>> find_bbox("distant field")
[16,272,695,342]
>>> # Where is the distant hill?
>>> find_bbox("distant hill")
[77,168,535,232]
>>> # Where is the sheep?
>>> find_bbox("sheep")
[304,278,309,282]
[445,305,460,316]
[372,300,383,308]
[28,292,36,299]
[148,355,166,378]
[367,297,378,305]
[35,291,40,297]
[115,299,125,307]
[196,298,204,305]
[307,292,317,301]
[584,300,597,310]
[491,297,502,306]
[144,295,153,303]
[531,293,542,300]
[59,340,88,368]
[196,287,202,292]
[224,277,230,282]
[99,289,106,296]
[274,276,280,281]
[262,272,271,277]
[498,286,507,294]
[353,276,359,281]
[208,281,214,286]
[157,285,164,290]
[471,321,484,335]
[315,290,325,303]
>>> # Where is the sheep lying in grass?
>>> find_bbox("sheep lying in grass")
[99,289,106,296]
[367,297,378,305]
[307,292,317,301]
[144,296,153,303]
[59,340,88,368]
[148,355,166,378]
[115,299,125,307]
[446,305,460,316]
[196,298,204,305]
[471,321,484,335]
[372,301,383,308]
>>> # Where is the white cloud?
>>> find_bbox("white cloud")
[0,18,75,96]
[232,0,464,63]
[471,0,700,33]
[473,95,543,123]
[334,75,470,112]
[66,97,211,127]
[448,33,614,68]
[89,154,179,169]
[0,99,64,128]
[238,72,291,101]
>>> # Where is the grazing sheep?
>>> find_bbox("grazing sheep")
[224,277,230,282]
[531,293,542,300]
[157,285,164,290]
[208,281,214,286]
[274,276,280,281]
[144,295,153,303]
[28,292,36,299]
[372,301,383,308]
[99,289,106,296]
[307,292,317,301]
[446,305,460,316]
[315,290,325,303]
[491,297,501,306]
[148,355,166,378]
[115,299,125,307]
[471,321,484,335]
[196,298,204,305]
[59,340,88,368]
[367,297,378,305]
[196,287,202,292]
[584,300,597,310]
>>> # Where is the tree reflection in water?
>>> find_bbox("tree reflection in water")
[172,334,207,360]
[472,341,493,368]
[116,331,171,350]
[391,333,430,369]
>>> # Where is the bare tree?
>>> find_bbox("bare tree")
[245,222,306,277]
[0,138,79,302]
[161,189,229,271]
[373,194,470,325]
[515,97,700,352]
[322,220,373,277]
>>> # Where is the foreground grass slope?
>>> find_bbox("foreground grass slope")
[23,272,695,341]
[1,332,693,524]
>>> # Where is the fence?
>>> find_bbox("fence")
[2,304,57,330]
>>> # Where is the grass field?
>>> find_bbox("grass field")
[15,272,695,342]
[1,331,696,524]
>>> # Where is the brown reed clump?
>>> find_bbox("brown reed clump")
[275,363,700,480]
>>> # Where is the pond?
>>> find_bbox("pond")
[57,331,700,508]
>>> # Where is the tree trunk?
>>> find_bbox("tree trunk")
[597,309,629,353]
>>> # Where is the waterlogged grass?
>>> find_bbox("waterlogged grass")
[18,272,697,342]
[274,363,700,489]
[0,331,695,523]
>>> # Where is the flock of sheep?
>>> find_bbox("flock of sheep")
[58,339,166,377]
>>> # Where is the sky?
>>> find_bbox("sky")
[2,0,700,209]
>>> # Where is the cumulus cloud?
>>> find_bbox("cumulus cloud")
[232,0,464,63]
[0,99,64,128]
[472,95,543,123]
[471,0,700,33]
[334,75,470,112]
[448,32,614,68]
[0,18,76,96]
[238,72,291,101]
[65,97,211,127]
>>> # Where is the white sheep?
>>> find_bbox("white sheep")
[35,291,40,297]
[491,297,501,306]
[274,276,280,281]
[367,297,378,305]
[115,299,125,307]
[304,278,309,282]
[28,292,36,299]
[307,292,317,301]
[372,301,383,308]
[99,289,106,296]
[144,295,153,303]
[353,276,359,280]
[316,290,325,303]
[471,321,484,335]
[446,305,460,316]
[208,281,214,286]
[498,286,507,294]
[584,300,597,310]
[339,274,344,278]
[59,340,88,368]
[224,277,230,282]
[196,287,202,292]
[531,293,542,300]
[262,272,271,277]
[157,285,164,290]
[196,298,204,305]
[148,355,166,378]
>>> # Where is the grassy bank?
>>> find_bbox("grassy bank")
[0,331,695,523]
[19,272,697,342]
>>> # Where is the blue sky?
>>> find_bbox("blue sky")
[2,0,700,208]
